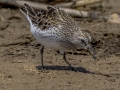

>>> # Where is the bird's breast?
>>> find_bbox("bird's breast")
[30,25,63,49]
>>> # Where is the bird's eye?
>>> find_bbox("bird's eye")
[81,39,87,46]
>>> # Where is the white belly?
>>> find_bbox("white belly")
[30,25,61,49]
[35,36,60,49]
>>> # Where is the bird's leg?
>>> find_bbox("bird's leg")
[63,52,74,70]
[40,46,44,69]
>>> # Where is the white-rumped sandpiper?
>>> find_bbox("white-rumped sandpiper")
[19,3,96,69]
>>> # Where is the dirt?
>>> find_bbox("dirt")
[0,0,120,90]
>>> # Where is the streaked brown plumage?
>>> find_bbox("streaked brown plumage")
[19,3,96,69]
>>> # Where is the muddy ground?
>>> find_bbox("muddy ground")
[0,0,120,90]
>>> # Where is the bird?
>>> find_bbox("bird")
[19,3,96,69]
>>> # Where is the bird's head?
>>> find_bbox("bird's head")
[74,32,96,60]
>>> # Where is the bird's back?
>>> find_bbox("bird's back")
[20,4,88,50]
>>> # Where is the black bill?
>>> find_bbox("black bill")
[87,45,96,60]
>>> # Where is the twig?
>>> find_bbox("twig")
[55,0,103,8]
[0,0,18,8]
[16,0,99,18]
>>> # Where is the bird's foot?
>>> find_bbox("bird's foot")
[69,66,75,71]
[41,66,45,70]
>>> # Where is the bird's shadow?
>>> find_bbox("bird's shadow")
[36,65,120,78]
[36,65,95,74]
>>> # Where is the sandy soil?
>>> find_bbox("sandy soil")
[0,0,120,90]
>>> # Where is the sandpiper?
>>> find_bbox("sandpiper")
[19,3,96,69]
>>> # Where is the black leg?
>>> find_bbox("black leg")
[40,46,44,69]
[63,52,73,69]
